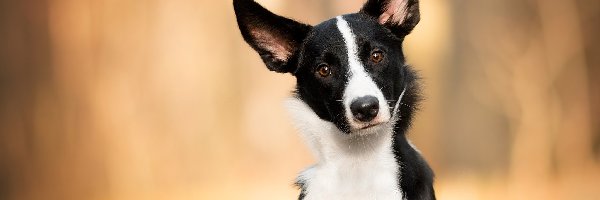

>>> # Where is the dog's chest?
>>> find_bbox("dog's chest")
[299,152,404,200]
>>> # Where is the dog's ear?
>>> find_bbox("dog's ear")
[234,0,312,73]
[361,0,420,36]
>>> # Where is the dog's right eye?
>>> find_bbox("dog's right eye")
[316,64,331,77]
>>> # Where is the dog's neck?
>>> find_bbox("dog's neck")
[285,98,405,200]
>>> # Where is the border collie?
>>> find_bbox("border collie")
[233,0,435,199]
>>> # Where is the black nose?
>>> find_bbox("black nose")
[350,96,379,122]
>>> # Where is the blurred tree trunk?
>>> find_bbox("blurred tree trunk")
[0,0,52,198]
[0,0,111,199]
[1,0,52,199]
[578,0,600,159]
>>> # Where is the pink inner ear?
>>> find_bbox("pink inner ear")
[250,29,293,62]
[378,0,409,25]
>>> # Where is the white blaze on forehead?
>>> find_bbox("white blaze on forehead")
[335,16,391,129]
[335,16,361,75]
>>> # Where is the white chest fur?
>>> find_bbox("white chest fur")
[285,98,405,200]
[298,143,403,200]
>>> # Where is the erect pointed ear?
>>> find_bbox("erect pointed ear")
[361,0,420,36]
[233,0,312,73]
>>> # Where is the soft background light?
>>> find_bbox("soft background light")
[0,0,598,199]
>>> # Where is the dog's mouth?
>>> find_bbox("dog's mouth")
[351,120,388,132]
[360,122,383,130]
[345,121,388,136]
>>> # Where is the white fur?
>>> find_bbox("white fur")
[336,16,392,131]
[284,98,405,200]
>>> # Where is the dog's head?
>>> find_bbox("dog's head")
[234,0,420,134]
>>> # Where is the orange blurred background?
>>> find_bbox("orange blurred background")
[1,0,599,199]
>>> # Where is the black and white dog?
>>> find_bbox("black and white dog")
[234,0,435,199]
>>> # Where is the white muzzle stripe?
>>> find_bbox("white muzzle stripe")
[336,16,391,130]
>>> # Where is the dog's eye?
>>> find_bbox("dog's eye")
[317,64,331,77]
[371,51,384,64]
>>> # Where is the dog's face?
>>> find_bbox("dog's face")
[234,0,420,134]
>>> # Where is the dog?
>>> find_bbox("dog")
[233,0,435,199]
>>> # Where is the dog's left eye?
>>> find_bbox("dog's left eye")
[370,51,384,64]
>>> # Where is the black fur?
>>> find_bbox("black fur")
[391,70,436,200]
[233,0,312,73]
[234,0,435,199]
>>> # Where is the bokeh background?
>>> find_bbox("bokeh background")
[1,0,599,199]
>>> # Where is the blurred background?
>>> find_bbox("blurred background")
[1,0,599,199]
